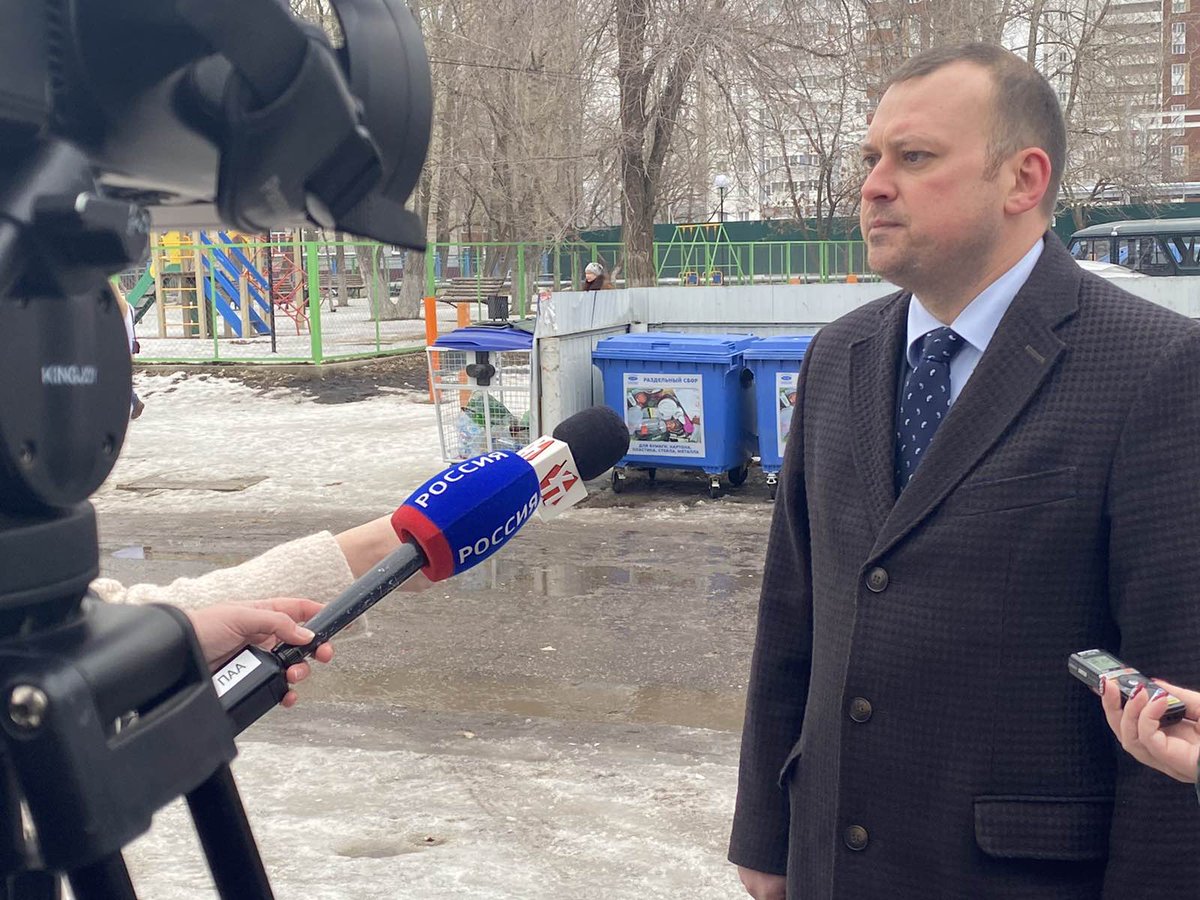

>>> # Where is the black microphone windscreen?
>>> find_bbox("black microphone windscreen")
[552,406,630,480]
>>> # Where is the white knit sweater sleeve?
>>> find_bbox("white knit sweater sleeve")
[89,531,355,608]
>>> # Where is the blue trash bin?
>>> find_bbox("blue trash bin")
[592,332,757,497]
[744,335,813,499]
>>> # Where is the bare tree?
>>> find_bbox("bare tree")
[614,0,728,285]
[1009,0,1165,225]
[283,0,1170,286]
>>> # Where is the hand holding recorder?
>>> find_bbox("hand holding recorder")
[1071,649,1200,786]
[1100,672,1200,786]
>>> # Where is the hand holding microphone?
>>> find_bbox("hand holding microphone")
[215,405,629,734]
[186,599,335,706]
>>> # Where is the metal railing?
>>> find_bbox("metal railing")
[120,234,437,364]
[655,239,874,286]
[421,238,874,307]
[422,241,629,315]
[116,233,873,364]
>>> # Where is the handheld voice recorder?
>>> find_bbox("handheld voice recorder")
[1069,649,1188,725]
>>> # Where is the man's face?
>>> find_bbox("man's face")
[859,62,1009,295]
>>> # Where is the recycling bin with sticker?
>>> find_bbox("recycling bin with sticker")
[743,335,813,499]
[592,332,757,498]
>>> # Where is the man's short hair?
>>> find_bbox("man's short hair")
[886,42,1066,215]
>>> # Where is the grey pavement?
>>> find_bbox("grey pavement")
[95,476,772,899]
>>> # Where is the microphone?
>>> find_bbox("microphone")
[214,405,629,734]
[390,402,629,580]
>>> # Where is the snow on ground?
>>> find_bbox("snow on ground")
[119,733,739,900]
[94,373,448,516]
[95,372,774,524]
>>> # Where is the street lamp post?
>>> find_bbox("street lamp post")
[714,173,730,222]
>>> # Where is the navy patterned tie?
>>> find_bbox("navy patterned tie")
[895,327,966,491]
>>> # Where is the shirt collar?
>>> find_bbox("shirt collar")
[906,238,1044,367]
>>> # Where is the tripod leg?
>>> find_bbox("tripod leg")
[65,854,137,900]
[0,754,58,900]
[7,871,60,900]
[186,765,274,900]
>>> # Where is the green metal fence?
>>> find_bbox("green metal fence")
[422,241,629,314]
[118,233,872,364]
[654,238,873,285]
[120,235,440,365]
[422,237,873,308]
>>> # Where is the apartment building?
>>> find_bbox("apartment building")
[1163,0,1200,177]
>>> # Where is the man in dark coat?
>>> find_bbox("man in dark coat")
[730,43,1200,899]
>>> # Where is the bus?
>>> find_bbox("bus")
[1067,218,1200,276]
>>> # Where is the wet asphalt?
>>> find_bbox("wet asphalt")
[93,468,774,899]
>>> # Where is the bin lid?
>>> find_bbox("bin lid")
[743,335,814,360]
[433,325,533,351]
[592,331,758,363]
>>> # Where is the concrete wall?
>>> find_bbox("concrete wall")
[629,283,895,335]
[533,291,637,432]
[533,277,1200,431]
[1110,276,1200,316]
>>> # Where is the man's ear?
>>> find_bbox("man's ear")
[1004,147,1053,216]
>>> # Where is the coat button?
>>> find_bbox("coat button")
[844,825,869,851]
[865,567,889,592]
[849,697,873,723]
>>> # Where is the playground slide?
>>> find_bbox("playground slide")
[198,233,272,337]
[200,233,272,315]
[217,231,270,294]
[123,268,157,325]
[199,257,271,337]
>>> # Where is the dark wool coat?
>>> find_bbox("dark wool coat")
[730,234,1200,898]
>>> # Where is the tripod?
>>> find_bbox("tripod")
[0,0,437,888]
[0,141,276,899]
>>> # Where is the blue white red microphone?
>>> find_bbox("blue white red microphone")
[214,405,629,734]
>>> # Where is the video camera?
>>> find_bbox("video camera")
[0,2,431,896]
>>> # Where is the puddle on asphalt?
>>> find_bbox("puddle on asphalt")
[108,546,748,602]
[453,556,752,601]
[306,551,752,730]
[307,669,745,732]
[106,544,753,731]
[336,835,445,858]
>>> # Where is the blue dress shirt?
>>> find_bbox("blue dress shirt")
[905,238,1045,405]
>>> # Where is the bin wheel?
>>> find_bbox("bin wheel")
[727,463,749,487]
[647,468,657,482]
[769,481,778,501]
[611,469,625,494]
[709,477,721,500]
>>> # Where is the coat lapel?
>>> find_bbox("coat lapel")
[849,293,909,536]
[869,233,1082,560]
